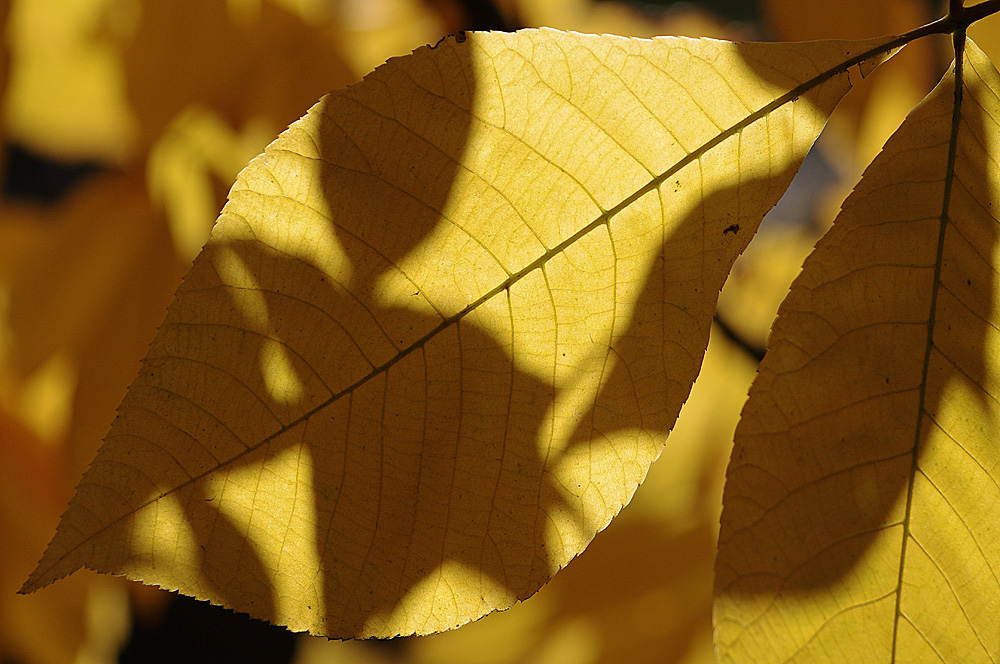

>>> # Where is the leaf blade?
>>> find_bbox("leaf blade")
[27,29,890,637]
[714,38,1000,663]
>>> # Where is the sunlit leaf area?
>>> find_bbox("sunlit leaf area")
[4,0,999,662]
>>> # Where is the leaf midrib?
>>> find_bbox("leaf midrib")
[889,24,968,662]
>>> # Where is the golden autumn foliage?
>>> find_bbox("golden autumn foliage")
[5,1,1000,663]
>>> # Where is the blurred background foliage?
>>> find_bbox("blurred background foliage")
[0,0,988,662]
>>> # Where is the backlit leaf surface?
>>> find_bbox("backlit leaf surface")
[715,39,1000,662]
[25,29,888,637]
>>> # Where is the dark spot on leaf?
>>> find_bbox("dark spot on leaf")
[723,224,740,236]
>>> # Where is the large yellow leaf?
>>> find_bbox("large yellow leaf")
[24,29,891,637]
[715,38,1000,662]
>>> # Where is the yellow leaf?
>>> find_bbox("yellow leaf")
[24,29,891,637]
[715,39,1000,662]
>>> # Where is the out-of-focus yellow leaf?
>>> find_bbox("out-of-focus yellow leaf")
[76,576,131,664]
[0,186,183,664]
[6,351,77,446]
[514,0,732,39]
[148,106,275,262]
[0,207,78,446]
[0,192,183,664]
[333,0,445,77]
[0,407,90,664]
[764,0,931,45]
[3,0,136,163]
[715,39,1000,662]
[0,205,47,283]
[262,0,334,24]
[122,0,355,152]
[1,173,155,380]
[24,29,890,637]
